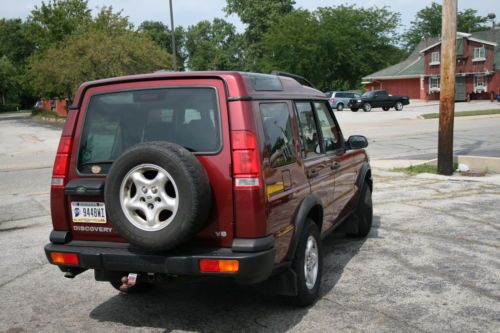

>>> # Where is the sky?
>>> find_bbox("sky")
[2,0,499,34]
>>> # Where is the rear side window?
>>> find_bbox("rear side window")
[260,103,296,168]
[78,87,220,174]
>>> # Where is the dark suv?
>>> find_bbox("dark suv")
[45,71,372,306]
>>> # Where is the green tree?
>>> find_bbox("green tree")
[0,19,35,66]
[224,0,295,70]
[0,56,17,104]
[403,2,489,51]
[138,21,187,69]
[260,6,405,91]
[28,30,172,98]
[27,0,92,49]
[185,18,243,70]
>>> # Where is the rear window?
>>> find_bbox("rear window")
[78,87,220,174]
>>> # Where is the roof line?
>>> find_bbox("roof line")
[362,74,421,81]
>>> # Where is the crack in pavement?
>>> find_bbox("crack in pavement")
[0,262,48,289]
[375,224,500,251]
[377,249,500,303]
[321,297,432,333]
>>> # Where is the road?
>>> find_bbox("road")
[0,106,499,332]
[337,100,500,160]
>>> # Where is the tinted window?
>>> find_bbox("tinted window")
[314,102,342,152]
[260,103,296,168]
[78,88,220,174]
[295,102,321,159]
[336,92,347,98]
[362,91,374,98]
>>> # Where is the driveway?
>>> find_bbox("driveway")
[0,117,499,332]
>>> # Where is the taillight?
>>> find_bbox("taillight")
[330,97,335,103]
[50,252,80,266]
[52,136,73,187]
[231,131,260,188]
[199,259,239,273]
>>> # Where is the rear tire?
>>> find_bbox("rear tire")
[289,220,322,306]
[336,103,344,111]
[363,103,372,112]
[347,184,373,238]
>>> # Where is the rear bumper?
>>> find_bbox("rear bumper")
[45,238,275,285]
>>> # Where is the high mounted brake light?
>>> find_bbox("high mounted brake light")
[52,136,73,187]
[231,131,260,188]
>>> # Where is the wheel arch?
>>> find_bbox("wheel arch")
[285,193,323,261]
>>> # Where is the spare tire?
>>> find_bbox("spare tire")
[104,141,211,251]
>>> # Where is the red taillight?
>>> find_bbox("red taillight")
[231,131,260,187]
[52,136,73,187]
[50,252,80,266]
[330,98,335,103]
[199,259,239,273]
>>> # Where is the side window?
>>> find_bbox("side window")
[314,102,342,152]
[260,103,296,168]
[294,102,322,159]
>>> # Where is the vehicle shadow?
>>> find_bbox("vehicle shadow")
[89,216,381,332]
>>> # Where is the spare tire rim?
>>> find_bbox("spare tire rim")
[119,164,179,231]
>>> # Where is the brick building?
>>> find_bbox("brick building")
[362,29,500,101]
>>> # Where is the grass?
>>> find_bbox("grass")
[394,162,458,175]
[422,109,500,119]
[31,110,66,122]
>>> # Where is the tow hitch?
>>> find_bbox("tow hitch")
[119,273,138,292]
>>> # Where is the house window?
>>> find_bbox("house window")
[474,75,487,93]
[429,77,440,93]
[430,52,440,65]
[473,47,486,61]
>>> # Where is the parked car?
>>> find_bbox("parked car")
[33,100,44,110]
[325,91,361,111]
[44,71,373,306]
[348,89,410,112]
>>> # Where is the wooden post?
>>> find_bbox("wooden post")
[437,0,457,175]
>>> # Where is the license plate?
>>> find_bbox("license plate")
[71,202,107,224]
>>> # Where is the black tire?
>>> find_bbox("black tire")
[336,103,344,111]
[347,184,373,238]
[363,103,372,112]
[105,141,212,251]
[394,101,403,111]
[382,106,390,111]
[350,107,359,112]
[289,220,322,307]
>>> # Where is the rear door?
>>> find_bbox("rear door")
[66,79,234,247]
[258,101,309,263]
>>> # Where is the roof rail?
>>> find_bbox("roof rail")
[270,70,316,89]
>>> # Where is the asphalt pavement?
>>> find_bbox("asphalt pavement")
[0,105,499,332]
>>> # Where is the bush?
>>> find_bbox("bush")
[0,103,20,112]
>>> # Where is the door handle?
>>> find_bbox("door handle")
[331,163,340,170]
[308,169,319,178]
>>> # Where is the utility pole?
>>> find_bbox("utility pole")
[169,0,177,71]
[437,0,457,175]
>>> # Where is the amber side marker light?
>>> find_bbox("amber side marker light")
[199,259,239,273]
[50,252,80,266]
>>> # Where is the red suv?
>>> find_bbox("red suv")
[45,71,372,306]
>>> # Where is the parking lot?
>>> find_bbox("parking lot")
[0,105,499,332]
